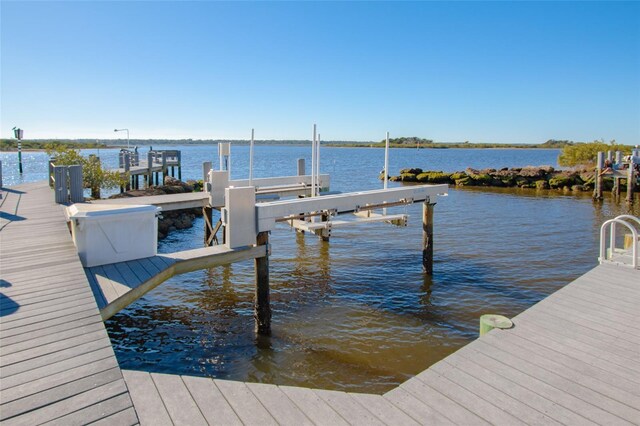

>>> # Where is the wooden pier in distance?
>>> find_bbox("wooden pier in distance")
[2,181,640,425]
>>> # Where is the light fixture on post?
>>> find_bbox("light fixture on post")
[114,128,130,149]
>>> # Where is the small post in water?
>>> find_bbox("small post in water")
[254,231,272,335]
[422,196,436,275]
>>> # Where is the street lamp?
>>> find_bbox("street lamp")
[114,128,130,149]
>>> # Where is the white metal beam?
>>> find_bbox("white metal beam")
[255,184,448,232]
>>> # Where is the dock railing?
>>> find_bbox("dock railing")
[599,214,639,269]
[48,159,84,204]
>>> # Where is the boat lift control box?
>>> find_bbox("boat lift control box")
[67,203,161,267]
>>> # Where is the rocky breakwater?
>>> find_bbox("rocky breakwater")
[387,166,609,192]
[108,176,204,239]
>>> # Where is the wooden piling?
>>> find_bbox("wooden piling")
[254,231,271,335]
[203,206,214,246]
[147,151,153,188]
[594,151,604,200]
[422,197,436,275]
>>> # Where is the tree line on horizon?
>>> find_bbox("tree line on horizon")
[1,137,634,164]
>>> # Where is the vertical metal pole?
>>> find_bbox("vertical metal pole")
[18,141,23,174]
[316,133,321,196]
[384,131,390,189]
[383,132,390,215]
[297,158,305,176]
[255,231,271,336]
[311,124,317,197]
[249,128,255,186]
[422,197,436,275]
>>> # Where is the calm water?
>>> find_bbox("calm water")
[2,146,636,393]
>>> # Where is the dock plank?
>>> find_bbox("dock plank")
[279,385,350,426]
[151,372,208,425]
[181,375,243,425]
[349,393,420,426]
[312,389,386,426]
[120,370,172,426]
[213,379,278,425]
[245,382,314,426]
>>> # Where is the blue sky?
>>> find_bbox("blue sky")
[1,1,639,144]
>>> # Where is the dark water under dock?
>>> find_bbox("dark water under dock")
[2,146,637,392]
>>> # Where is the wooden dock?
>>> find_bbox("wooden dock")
[0,182,136,424]
[2,181,639,425]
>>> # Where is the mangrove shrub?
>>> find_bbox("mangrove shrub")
[46,144,126,198]
[558,140,631,167]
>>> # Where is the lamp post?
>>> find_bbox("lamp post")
[114,128,130,150]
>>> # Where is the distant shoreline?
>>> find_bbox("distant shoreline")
[1,142,563,153]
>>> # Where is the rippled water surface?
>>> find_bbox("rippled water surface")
[3,145,636,392]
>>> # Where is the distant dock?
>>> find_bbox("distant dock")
[1,181,639,425]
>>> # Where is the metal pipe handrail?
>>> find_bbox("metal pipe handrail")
[600,218,638,269]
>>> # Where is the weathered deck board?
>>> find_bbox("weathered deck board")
[0,182,136,424]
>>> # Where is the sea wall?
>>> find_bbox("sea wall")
[109,176,204,239]
[386,166,623,192]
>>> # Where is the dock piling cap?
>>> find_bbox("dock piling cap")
[480,314,513,330]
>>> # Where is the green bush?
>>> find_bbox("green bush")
[558,140,631,167]
[47,145,126,198]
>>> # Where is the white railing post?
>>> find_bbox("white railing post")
[249,129,255,186]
